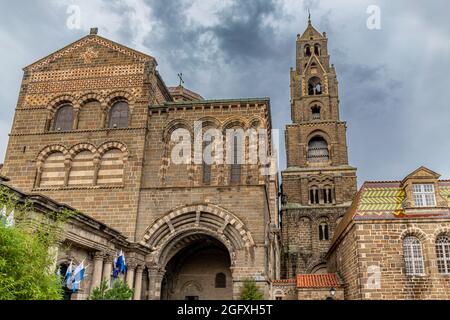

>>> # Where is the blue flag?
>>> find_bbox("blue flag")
[113,250,126,278]
[72,260,86,293]
[65,261,73,290]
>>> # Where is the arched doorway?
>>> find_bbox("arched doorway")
[142,204,256,300]
[161,235,232,300]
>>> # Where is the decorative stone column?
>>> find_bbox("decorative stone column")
[147,266,165,300]
[133,265,144,301]
[63,158,72,187]
[34,163,43,188]
[126,260,137,290]
[100,103,108,128]
[45,111,53,132]
[102,254,113,287]
[92,155,101,186]
[91,252,105,293]
[72,105,81,130]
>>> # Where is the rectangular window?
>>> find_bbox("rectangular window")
[412,184,436,207]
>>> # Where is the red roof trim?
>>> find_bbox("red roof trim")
[296,274,341,289]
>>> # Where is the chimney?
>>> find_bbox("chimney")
[90,28,98,35]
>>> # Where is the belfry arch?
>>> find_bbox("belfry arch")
[141,204,255,300]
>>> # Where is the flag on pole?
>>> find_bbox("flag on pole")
[113,250,126,278]
[113,254,119,279]
[72,260,86,293]
[65,260,73,290]
[117,250,126,274]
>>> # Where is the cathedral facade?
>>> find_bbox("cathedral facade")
[0,27,280,300]
[1,21,449,300]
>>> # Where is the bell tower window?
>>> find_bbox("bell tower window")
[311,105,321,120]
[323,187,334,204]
[307,136,329,163]
[308,77,322,95]
[319,223,329,241]
[314,44,321,56]
[305,45,311,57]
[309,187,320,205]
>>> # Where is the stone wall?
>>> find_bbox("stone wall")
[329,219,450,300]
[281,206,347,277]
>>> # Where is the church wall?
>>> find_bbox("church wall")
[327,224,361,300]
[0,34,170,239]
[142,103,270,189]
[2,126,147,239]
[297,288,344,300]
[281,206,347,277]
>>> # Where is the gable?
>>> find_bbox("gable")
[303,55,327,76]
[300,23,324,41]
[401,166,441,186]
[24,34,156,73]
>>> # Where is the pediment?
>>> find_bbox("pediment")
[401,166,441,185]
[24,34,156,73]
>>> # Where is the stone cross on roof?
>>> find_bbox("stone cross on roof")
[177,73,185,87]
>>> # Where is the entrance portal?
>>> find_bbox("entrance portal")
[161,235,233,300]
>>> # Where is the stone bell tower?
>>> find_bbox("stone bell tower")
[280,18,357,278]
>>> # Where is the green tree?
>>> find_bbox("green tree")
[88,279,133,300]
[0,186,75,300]
[240,278,264,300]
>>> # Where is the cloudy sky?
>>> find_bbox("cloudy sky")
[0,0,449,185]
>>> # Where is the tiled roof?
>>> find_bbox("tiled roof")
[352,181,450,219]
[272,279,296,286]
[356,183,405,217]
[297,274,341,289]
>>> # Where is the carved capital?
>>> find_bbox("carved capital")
[126,258,138,270]
[92,251,106,261]
[135,265,145,274]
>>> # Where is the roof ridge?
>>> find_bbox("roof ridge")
[24,34,155,72]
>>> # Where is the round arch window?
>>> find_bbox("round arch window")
[109,101,129,128]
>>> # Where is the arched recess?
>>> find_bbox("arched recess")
[68,144,97,186]
[141,204,255,268]
[306,130,331,164]
[77,93,105,130]
[35,145,69,188]
[46,95,77,132]
[163,119,193,143]
[104,91,135,128]
[97,142,129,186]
[77,93,105,106]
[194,117,222,186]
[47,95,77,114]
[222,118,246,185]
[309,262,328,274]
[161,120,194,185]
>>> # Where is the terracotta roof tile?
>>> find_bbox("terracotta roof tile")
[272,279,296,285]
[296,274,341,288]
